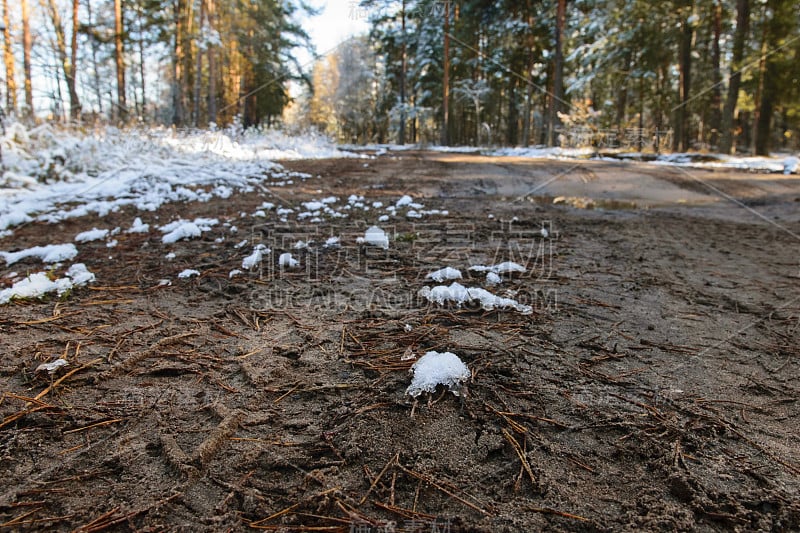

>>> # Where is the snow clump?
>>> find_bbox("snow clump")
[406,351,471,397]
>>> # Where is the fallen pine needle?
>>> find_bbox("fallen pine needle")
[526,506,589,522]
[63,418,125,435]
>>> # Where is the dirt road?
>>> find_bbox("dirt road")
[1,152,799,531]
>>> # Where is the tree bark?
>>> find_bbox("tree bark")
[398,0,406,144]
[21,0,33,115]
[70,0,80,118]
[137,3,146,118]
[547,0,566,147]
[2,0,17,112]
[719,0,749,154]
[709,0,722,149]
[172,0,186,126]
[193,0,206,126]
[42,0,82,120]
[114,0,126,120]
[441,0,449,146]
[675,0,694,151]
[86,0,103,115]
[206,0,216,125]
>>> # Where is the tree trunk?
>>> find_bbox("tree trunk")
[114,0,126,120]
[206,0,216,125]
[2,0,17,112]
[709,0,722,149]
[193,0,206,126]
[137,4,146,118]
[441,0,449,146]
[755,63,775,155]
[719,0,748,154]
[751,30,767,154]
[507,78,518,145]
[21,0,33,115]
[615,52,631,144]
[86,0,103,115]
[754,0,787,156]
[70,0,80,119]
[398,0,406,144]
[675,0,694,151]
[547,0,566,147]
[172,0,186,126]
[42,0,82,120]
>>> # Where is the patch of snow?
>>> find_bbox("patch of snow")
[242,244,269,269]
[235,239,248,248]
[165,252,176,260]
[178,269,200,279]
[419,282,532,314]
[784,156,798,175]
[294,240,309,249]
[396,195,414,207]
[279,252,299,268]
[229,269,242,278]
[469,261,526,274]
[127,217,150,233]
[160,217,217,244]
[486,271,502,285]
[426,267,462,283]
[75,227,109,242]
[66,263,96,285]
[0,263,94,304]
[1,243,78,265]
[324,236,340,247]
[357,226,389,249]
[406,351,471,398]
[378,214,389,222]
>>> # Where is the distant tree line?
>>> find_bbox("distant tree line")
[302,0,799,155]
[1,0,310,128]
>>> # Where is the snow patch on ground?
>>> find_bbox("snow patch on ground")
[357,226,389,249]
[160,217,218,244]
[242,244,270,270]
[406,351,471,397]
[75,228,109,243]
[127,217,150,233]
[1,243,79,265]
[469,261,526,274]
[0,263,95,304]
[178,269,200,279]
[279,252,299,268]
[426,267,462,283]
[419,282,532,314]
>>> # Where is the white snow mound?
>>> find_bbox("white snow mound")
[426,267,462,283]
[469,261,526,274]
[75,228,109,242]
[0,263,95,304]
[357,226,389,249]
[1,243,79,265]
[242,244,269,269]
[279,252,299,268]
[419,282,532,314]
[406,351,471,397]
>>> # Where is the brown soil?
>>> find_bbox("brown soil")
[1,152,799,532]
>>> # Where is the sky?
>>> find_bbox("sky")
[300,0,372,64]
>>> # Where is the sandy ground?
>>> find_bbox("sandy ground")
[1,152,799,532]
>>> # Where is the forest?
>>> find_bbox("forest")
[1,0,799,155]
